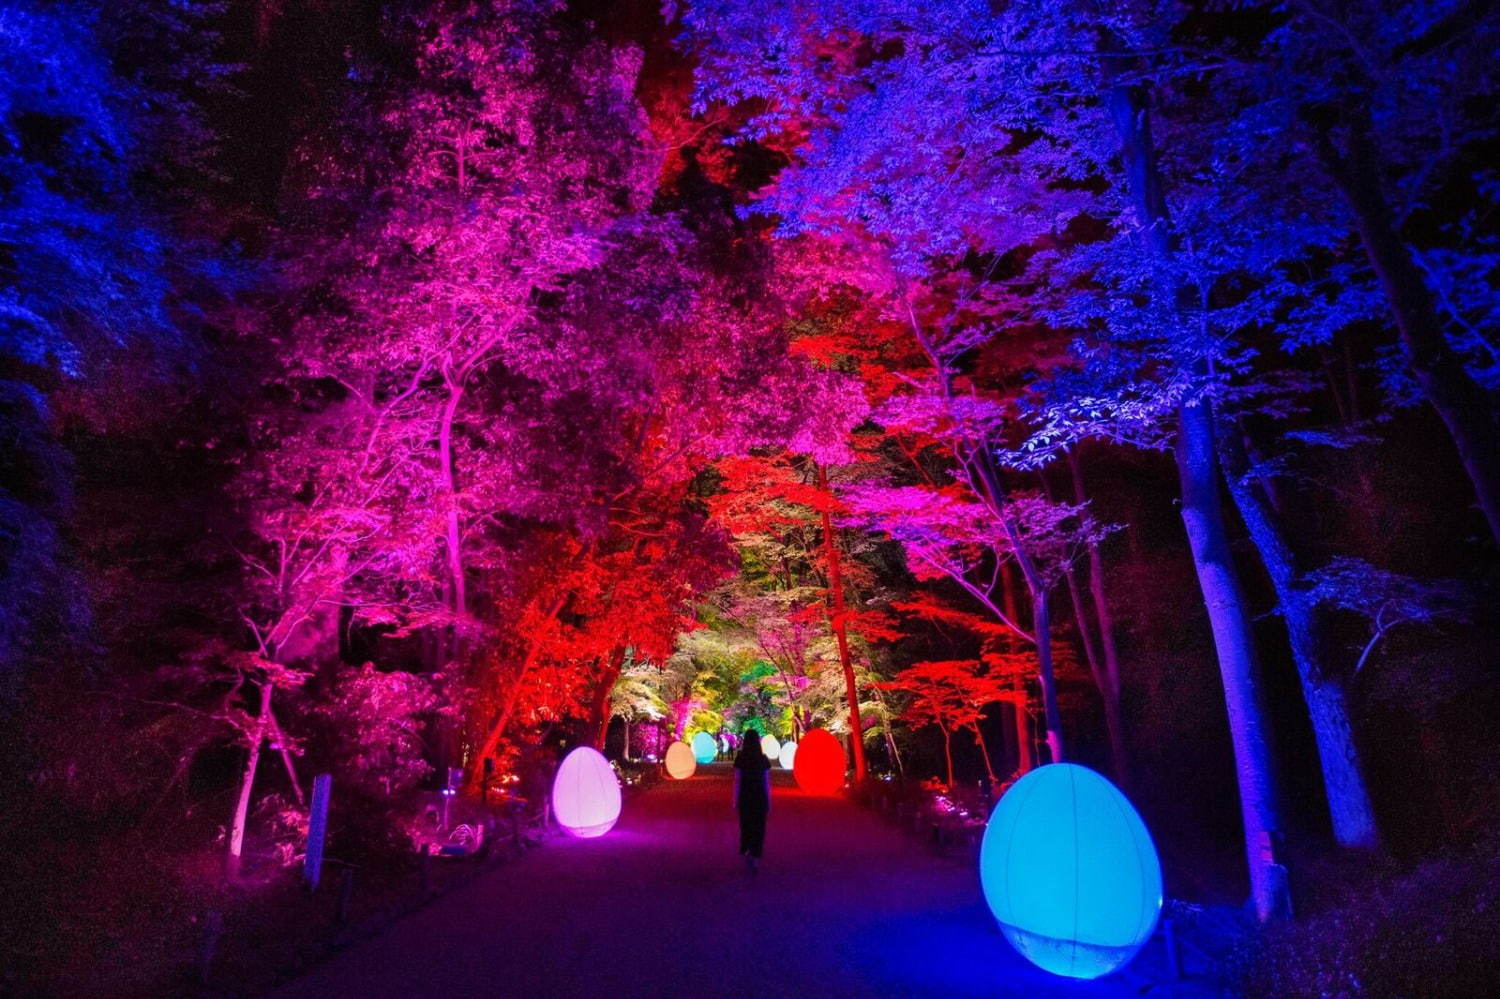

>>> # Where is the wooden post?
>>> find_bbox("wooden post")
[304,774,332,891]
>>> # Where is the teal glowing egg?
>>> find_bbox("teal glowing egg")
[979,763,1162,979]
[691,731,717,764]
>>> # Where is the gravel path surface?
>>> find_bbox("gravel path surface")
[275,768,1194,998]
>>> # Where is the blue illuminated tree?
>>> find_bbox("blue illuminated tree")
[684,0,1487,912]
[0,1,191,681]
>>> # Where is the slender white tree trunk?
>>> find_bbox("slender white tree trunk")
[227,681,273,877]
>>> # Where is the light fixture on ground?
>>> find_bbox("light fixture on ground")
[690,731,717,764]
[551,746,622,839]
[664,740,696,779]
[979,763,1162,979]
[792,728,846,794]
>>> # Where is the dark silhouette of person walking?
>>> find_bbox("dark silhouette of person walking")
[733,728,772,875]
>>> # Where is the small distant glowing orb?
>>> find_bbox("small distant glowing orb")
[792,728,846,794]
[664,741,696,780]
[979,763,1162,979]
[778,741,797,770]
[551,747,621,839]
[760,734,781,760]
[691,731,717,764]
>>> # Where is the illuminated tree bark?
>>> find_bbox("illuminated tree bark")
[1104,66,1290,921]
[438,375,467,640]
[1219,426,1381,850]
[901,316,1067,764]
[940,723,955,788]
[591,647,628,750]
[469,589,571,783]
[971,452,1066,764]
[1052,449,1128,781]
[817,464,868,783]
[1314,120,1500,547]
[1176,398,1289,921]
[968,720,998,784]
[226,681,271,877]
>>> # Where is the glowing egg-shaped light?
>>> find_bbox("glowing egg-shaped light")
[691,731,717,764]
[778,741,797,770]
[792,728,846,794]
[664,740,696,780]
[760,734,781,760]
[979,763,1162,980]
[551,747,621,839]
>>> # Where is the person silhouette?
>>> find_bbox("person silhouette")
[733,728,772,875]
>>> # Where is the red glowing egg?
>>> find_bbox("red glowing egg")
[793,728,846,795]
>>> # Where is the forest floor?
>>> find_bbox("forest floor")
[272,766,1211,998]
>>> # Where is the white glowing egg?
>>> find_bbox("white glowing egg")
[778,741,797,769]
[979,763,1162,979]
[664,740,696,780]
[761,734,781,761]
[551,747,621,839]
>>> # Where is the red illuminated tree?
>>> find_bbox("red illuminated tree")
[880,660,1011,788]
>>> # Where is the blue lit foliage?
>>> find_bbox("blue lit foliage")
[685,0,1496,870]
[979,764,1162,980]
[0,1,175,376]
[686,0,1498,450]
[0,1,182,671]
[691,730,718,763]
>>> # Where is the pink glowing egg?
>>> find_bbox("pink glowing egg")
[552,747,621,838]
[664,740,697,780]
[793,728,846,795]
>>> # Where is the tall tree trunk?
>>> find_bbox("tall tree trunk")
[227,681,273,877]
[970,452,1067,762]
[1062,560,1103,679]
[1069,449,1129,784]
[817,464,868,782]
[1100,59,1291,921]
[940,725,955,788]
[1314,120,1500,545]
[267,711,305,809]
[438,378,468,660]
[1007,695,1035,775]
[1030,590,1064,764]
[1177,400,1290,921]
[1061,559,1126,778]
[1218,426,1381,849]
[871,685,905,778]
[969,720,998,783]
[468,590,571,783]
[1000,560,1022,644]
[591,647,626,750]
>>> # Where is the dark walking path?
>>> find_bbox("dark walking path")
[276,769,1201,998]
